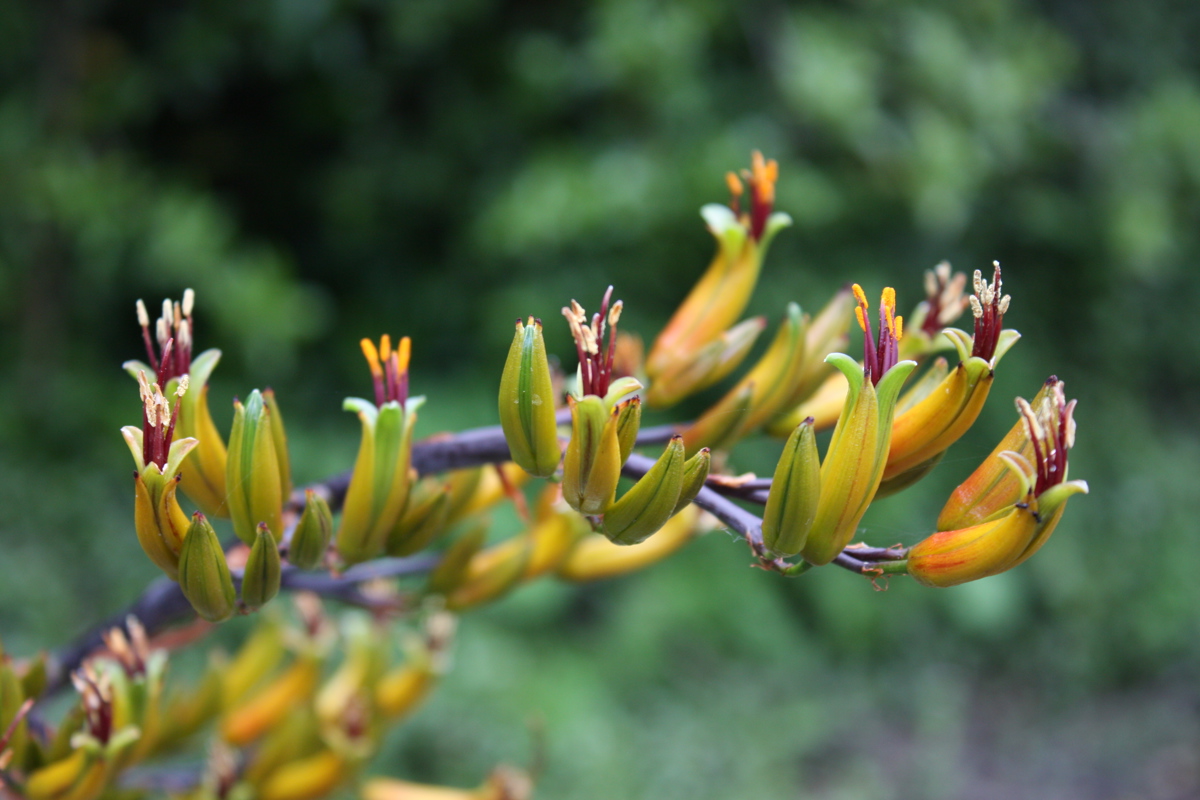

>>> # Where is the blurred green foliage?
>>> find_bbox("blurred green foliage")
[2,0,1200,796]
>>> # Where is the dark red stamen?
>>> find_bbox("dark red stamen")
[971,264,1007,361]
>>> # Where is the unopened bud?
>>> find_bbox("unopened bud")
[262,389,293,499]
[289,491,333,570]
[614,397,642,463]
[386,482,450,557]
[562,396,623,515]
[178,513,237,623]
[601,436,686,545]
[673,448,711,514]
[242,523,282,612]
[498,317,562,478]
[227,390,284,546]
[761,418,820,557]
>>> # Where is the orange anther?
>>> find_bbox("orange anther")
[360,338,382,377]
[396,336,412,374]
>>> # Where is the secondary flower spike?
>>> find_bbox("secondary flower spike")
[336,335,423,565]
[121,368,197,580]
[907,380,1087,587]
[645,152,792,407]
[800,285,916,566]
[124,290,229,517]
[880,263,1020,490]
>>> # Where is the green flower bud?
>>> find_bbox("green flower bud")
[601,436,686,545]
[498,317,562,478]
[614,397,642,464]
[288,491,333,570]
[226,390,284,546]
[262,389,293,499]
[386,481,451,557]
[761,418,820,557]
[178,513,237,623]
[241,523,282,612]
[426,523,488,597]
[562,395,623,515]
[673,447,711,514]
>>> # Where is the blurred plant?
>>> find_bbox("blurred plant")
[0,151,1091,800]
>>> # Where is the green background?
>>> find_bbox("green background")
[2,0,1199,797]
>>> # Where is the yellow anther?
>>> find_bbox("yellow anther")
[360,338,382,378]
[177,374,190,397]
[396,336,412,374]
[851,283,868,310]
[881,286,896,314]
[851,283,869,333]
[379,334,392,362]
[881,287,898,338]
[969,295,984,319]
[895,315,904,340]
[608,300,623,327]
[725,171,744,199]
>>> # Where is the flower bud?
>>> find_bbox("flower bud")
[221,657,321,746]
[241,523,282,612]
[562,395,623,515]
[445,535,531,610]
[288,491,333,570]
[644,316,766,408]
[673,448,711,514]
[387,481,451,557]
[259,749,347,800]
[498,317,562,478]
[680,381,754,457]
[226,390,284,546]
[761,418,820,557]
[681,303,807,452]
[601,436,686,545]
[559,505,701,582]
[426,524,488,597]
[614,397,642,464]
[178,513,237,623]
[222,618,286,708]
[262,389,293,499]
